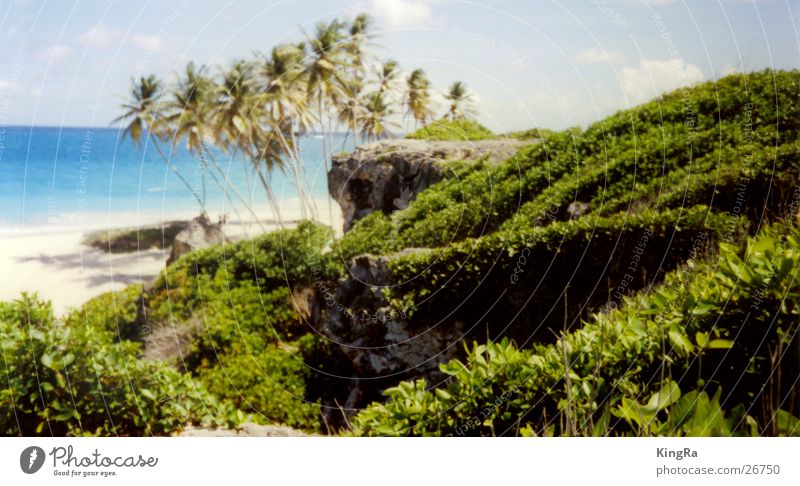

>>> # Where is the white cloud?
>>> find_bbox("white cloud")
[575,47,626,65]
[37,44,73,62]
[131,34,162,51]
[76,23,120,48]
[371,0,433,29]
[619,58,704,104]
[721,64,740,77]
[0,78,17,93]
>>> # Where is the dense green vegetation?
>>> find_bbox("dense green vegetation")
[143,221,335,431]
[0,294,237,436]
[351,224,800,436]
[2,69,798,436]
[83,221,187,253]
[335,69,800,434]
[405,117,496,141]
[503,127,557,140]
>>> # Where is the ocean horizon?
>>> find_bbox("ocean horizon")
[0,125,350,233]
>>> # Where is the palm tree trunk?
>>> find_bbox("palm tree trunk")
[256,168,284,229]
[319,93,335,230]
[200,143,267,232]
[289,127,318,221]
[273,127,310,221]
[150,138,205,213]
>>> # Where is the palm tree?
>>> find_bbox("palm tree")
[167,63,209,210]
[359,91,396,141]
[167,63,263,229]
[260,43,316,220]
[115,75,205,211]
[445,81,476,119]
[304,19,347,225]
[214,60,286,225]
[346,13,373,73]
[336,75,364,146]
[305,19,347,112]
[377,60,399,96]
[405,68,436,129]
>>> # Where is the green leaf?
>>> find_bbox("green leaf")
[695,331,708,348]
[775,410,800,437]
[668,330,694,356]
[435,388,452,401]
[645,380,681,413]
[708,339,733,349]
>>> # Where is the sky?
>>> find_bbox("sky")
[0,0,797,132]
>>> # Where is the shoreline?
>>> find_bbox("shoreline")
[0,200,342,314]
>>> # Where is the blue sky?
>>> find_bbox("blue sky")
[0,0,797,132]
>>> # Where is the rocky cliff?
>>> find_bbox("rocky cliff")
[321,139,529,415]
[328,139,528,232]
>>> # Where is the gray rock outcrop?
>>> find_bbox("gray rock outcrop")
[319,250,464,413]
[167,214,224,265]
[328,139,529,232]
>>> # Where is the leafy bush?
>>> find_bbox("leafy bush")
[65,285,144,341]
[0,294,233,436]
[138,221,336,430]
[198,343,320,431]
[341,70,799,261]
[350,223,800,436]
[406,117,495,141]
[150,220,334,322]
[503,127,557,140]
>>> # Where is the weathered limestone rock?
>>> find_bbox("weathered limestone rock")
[321,250,464,411]
[329,139,529,232]
[167,214,224,265]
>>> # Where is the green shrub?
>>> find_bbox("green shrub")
[350,223,800,436]
[503,127,557,140]
[64,285,144,341]
[342,70,800,262]
[198,343,320,431]
[138,221,336,431]
[0,294,234,436]
[150,220,334,322]
[406,117,495,141]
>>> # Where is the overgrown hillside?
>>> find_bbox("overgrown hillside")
[1,69,798,436]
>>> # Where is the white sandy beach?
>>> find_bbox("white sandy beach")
[0,199,342,314]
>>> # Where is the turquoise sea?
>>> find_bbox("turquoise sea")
[0,126,347,231]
